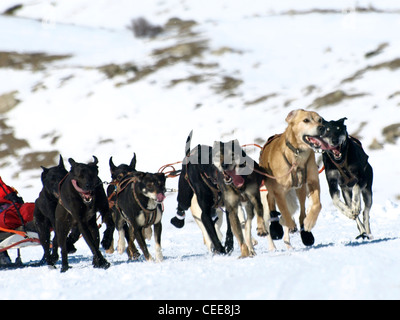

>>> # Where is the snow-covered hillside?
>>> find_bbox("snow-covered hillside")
[0,0,399,300]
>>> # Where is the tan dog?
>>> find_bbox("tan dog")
[259,109,326,248]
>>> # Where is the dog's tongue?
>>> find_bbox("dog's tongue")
[71,179,92,198]
[226,170,245,188]
[157,193,166,203]
[308,136,330,150]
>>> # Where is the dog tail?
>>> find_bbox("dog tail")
[185,130,193,157]
[286,189,299,216]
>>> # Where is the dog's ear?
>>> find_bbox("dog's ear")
[58,155,65,169]
[109,156,117,172]
[286,109,300,123]
[68,158,76,167]
[91,156,98,166]
[40,166,49,173]
[338,117,348,125]
[130,153,137,170]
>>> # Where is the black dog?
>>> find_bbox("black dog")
[321,117,373,239]
[34,155,68,266]
[107,154,141,259]
[55,156,111,272]
[173,132,267,257]
[113,170,166,261]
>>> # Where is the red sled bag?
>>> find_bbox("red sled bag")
[0,177,34,230]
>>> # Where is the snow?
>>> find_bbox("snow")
[0,0,400,300]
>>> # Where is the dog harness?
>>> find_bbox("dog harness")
[325,138,359,187]
[110,174,160,228]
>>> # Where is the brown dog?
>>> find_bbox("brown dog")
[259,109,326,247]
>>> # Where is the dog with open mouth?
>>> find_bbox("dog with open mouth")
[173,132,234,255]
[107,153,142,259]
[55,156,111,272]
[112,169,166,262]
[321,117,373,239]
[212,139,270,257]
[173,132,268,258]
[259,109,326,248]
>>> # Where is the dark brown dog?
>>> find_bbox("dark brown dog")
[113,170,166,261]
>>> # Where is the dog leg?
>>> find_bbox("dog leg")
[199,198,225,254]
[214,208,224,243]
[362,188,373,239]
[117,229,126,254]
[351,184,362,217]
[191,196,215,252]
[79,216,110,269]
[274,191,297,232]
[134,226,153,261]
[296,186,315,246]
[226,204,250,258]
[153,222,163,262]
[243,202,256,256]
[251,192,267,238]
[34,206,56,267]
[283,226,293,250]
[260,191,277,251]
[332,192,354,219]
[126,225,140,260]
[263,191,283,242]
[224,210,234,254]
[355,188,373,240]
[302,180,322,232]
[55,206,72,272]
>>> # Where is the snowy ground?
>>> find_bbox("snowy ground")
[0,0,400,300]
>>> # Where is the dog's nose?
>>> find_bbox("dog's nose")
[317,125,326,136]
[221,163,230,170]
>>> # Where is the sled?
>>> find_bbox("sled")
[0,227,40,252]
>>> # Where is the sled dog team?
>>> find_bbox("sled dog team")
[34,109,373,272]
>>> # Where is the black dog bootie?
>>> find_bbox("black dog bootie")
[300,227,315,246]
[269,210,284,240]
[170,210,185,228]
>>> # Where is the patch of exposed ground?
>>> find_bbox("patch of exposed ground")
[0,91,20,113]
[0,51,71,71]
[244,94,278,107]
[341,57,400,84]
[310,90,368,109]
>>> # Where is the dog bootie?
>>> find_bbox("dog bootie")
[170,210,185,228]
[269,210,284,240]
[300,227,315,246]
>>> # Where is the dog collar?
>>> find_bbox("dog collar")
[286,140,304,156]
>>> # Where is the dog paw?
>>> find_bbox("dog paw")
[170,216,185,228]
[300,228,315,246]
[269,211,284,240]
[355,232,373,240]
[93,257,110,269]
[155,252,164,262]
[256,227,268,237]
[61,265,70,273]
[224,238,234,255]
[238,244,251,258]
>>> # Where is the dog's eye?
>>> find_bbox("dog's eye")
[303,118,310,123]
